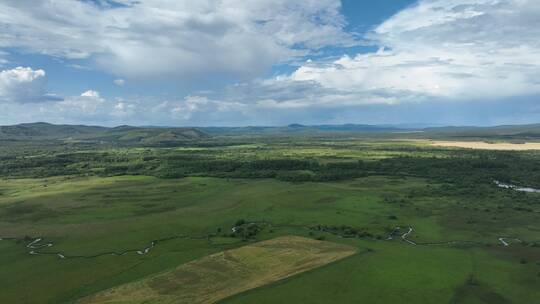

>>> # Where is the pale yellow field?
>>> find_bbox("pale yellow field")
[430,141,540,151]
[78,236,357,304]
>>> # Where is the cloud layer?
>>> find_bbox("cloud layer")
[284,0,540,107]
[1,0,540,126]
[0,0,354,80]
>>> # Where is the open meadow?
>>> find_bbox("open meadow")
[1,134,539,303]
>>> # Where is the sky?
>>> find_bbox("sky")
[0,0,539,127]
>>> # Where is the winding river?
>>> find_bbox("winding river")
[494,180,540,193]
[1,220,536,261]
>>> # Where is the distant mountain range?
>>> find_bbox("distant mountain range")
[0,122,209,145]
[198,123,407,135]
[203,123,540,141]
[422,124,540,140]
[3,122,540,143]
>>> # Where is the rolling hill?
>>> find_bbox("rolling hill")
[199,123,404,135]
[4,122,540,144]
[423,123,540,140]
[0,122,210,145]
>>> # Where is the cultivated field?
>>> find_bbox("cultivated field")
[79,236,356,304]
[430,140,540,150]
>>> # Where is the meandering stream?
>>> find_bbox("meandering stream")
[494,180,540,193]
[0,233,220,260]
[0,221,535,261]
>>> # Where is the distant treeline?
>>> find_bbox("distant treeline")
[2,144,540,188]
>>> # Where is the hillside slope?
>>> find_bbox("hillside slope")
[0,122,210,145]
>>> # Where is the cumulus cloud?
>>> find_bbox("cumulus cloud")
[113,79,125,86]
[282,0,540,104]
[0,0,354,80]
[111,99,137,117]
[2,88,540,127]
[54,90,106,117]
[157,0,540,123]
[0,66,60,103]
[0,92,247,126]
[81,90,100,98]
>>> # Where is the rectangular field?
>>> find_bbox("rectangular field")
[430,140,540,150]
[79,236,357,304]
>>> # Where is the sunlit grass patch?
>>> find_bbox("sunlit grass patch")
[79,236,356,304]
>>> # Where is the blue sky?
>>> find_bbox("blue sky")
[0,0,539,126]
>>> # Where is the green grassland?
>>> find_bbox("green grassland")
[0,136,539,303]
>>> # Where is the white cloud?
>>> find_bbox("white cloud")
[0,66,59,103]
[170,95,245,120]
[81,90,100,98]
[0,92,248,126]
[54,90,106,116]
[2,0,540,126]
[278,0,540,105]
[112,100,136,117]
[113,79,125,86]
[0,0,354,80]
[67,64,93,71]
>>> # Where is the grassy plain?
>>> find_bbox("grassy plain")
[0,137,539,303]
